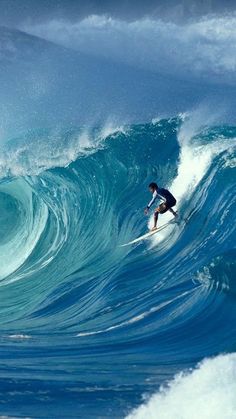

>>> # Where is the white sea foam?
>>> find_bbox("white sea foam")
[8,334,31,339]
[149,108,236,244]
[126,353,236,419]
[76,291,190,337]
[0,123,124,178]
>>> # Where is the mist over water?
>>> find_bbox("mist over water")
[22,14,236,83]
[2,13,236,139]
[0,10,236,418]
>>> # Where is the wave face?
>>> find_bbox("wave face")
[0,116,235,417]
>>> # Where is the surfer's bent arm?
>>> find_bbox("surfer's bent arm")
[146,191,158,210]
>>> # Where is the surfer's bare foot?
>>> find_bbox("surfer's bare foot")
[151,226,157,231]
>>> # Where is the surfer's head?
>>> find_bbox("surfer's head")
[149,182,158,193]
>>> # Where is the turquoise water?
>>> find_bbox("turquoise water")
[0,117,235,417]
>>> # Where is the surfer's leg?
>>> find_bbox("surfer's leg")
[158,203,167,214]
[169,207,178,217]
[152,206,162,230]
[152,202,170,230]
[160,199,177,217]
[168,199,177,217]
[153,210,159,228]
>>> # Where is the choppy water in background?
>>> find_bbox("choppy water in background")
[0,116,235,418]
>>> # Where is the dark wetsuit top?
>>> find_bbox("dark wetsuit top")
[147,188,176,209]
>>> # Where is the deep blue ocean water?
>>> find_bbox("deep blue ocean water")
[0,115,235,418]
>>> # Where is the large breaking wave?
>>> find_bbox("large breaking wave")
[0,114,235,417]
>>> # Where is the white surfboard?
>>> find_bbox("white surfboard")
[121,219,176,247]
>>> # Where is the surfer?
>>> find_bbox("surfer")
[144,182,177,231]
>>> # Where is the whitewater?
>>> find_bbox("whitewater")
[0,13,236,419]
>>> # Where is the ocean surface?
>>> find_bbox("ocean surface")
[0,17,236,419]
[0,116,235,418]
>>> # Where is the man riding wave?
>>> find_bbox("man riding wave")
[144,182,177,231]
